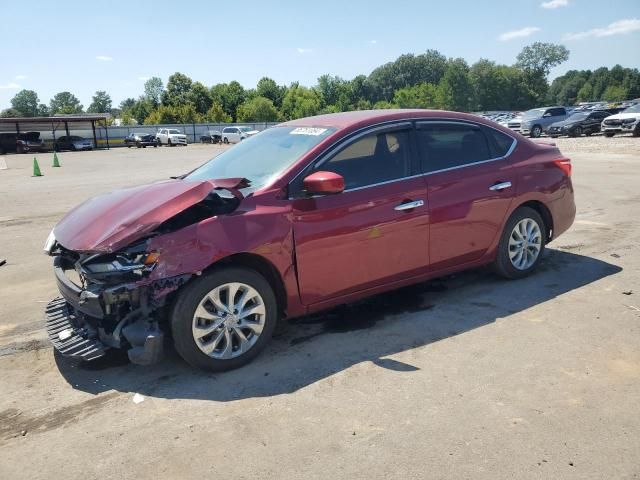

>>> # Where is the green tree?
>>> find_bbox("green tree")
[0,108,20,117]
[602,85,628,102]
[516,42,570,103]
[516,42,570,77]
[129,98,154,124]
[162,72,193,107]
[144,77,164,106]
[280,85,322,120]
[209,81,246,120]
[317,75,347,107]
[119,98,136,111]
[393,83,439,108]
[576,82,594,102]
[436,58,472,111]
[205,103,232,123]
[368,50,448,101]
[10,89,39,116]
[188,81,213,115]
[372,101,397,109]
[236,96,280,122]
[49,91,83,114]
[37,104,50,116]
[143,104,202,124]
[87,90,112,113]
[256,77,286,107]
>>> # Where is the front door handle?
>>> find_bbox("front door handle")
[394,199,424,211]
[489,181,512,192]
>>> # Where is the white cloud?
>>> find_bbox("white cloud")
[563,18,640,40]
[138,76,150,81]
[0,82,21,89]
[96,55,113,61]
[541,0,569,9]
[498,26,541,41]
[15,75,27,80]
[296,47,312,54]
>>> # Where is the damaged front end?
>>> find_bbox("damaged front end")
[45,240,188,365]
[44,179,246,365]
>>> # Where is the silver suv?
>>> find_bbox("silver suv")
[519,107,570,138]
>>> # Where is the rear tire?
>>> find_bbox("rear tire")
[171,267,278,372]
[493,207,546,279]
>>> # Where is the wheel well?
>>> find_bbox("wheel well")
[518,201,553,241]
[208,253,287,315]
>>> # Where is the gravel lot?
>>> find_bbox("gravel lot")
[1,137,639,479]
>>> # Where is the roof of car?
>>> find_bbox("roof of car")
[281,109,484,130]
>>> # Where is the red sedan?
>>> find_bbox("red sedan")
[44,110,575,371]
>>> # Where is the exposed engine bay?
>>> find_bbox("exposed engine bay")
[45,183,244,365]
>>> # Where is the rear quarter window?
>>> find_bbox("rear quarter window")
[485,128,515,158]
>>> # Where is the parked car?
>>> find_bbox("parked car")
[43,110,575,371]
[221,126,259,144]
[600,103,640,137]
[200,130,222,144]
[507,116,523,132]
[125,132,158,148]
[519,107,570,137]
[0,132,47,154]
[55,136,93,151]
[547,110,613,137]
[156,128,187,146]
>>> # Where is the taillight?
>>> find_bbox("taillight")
[553,157,572,177]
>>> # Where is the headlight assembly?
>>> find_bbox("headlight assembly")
[43,230,56,255]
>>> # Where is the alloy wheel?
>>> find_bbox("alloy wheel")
[191,282,266,359]
[508,218,542,270]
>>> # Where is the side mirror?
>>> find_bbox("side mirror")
[303,171,345,195]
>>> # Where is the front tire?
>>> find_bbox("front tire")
[493,207,546,279]
[171,267,278,372]
[604,132,615,138]
[530,125,542,138]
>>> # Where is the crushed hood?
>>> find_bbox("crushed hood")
[54,178,247,253]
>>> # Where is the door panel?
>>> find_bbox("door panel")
[416,122,515,270]
[293,177,429,305]
[425,161,514,270]
[292,126,429,305]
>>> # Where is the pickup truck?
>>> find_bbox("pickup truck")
[156,128,187,146]
[519,107,570,138]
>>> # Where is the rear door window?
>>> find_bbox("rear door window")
[415,122,493,173]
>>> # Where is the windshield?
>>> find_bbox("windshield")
[169,129,181,134]
[624,104,640,113]
[186,126,335,189]
[238,127,253,132]
[70,136,83,141]
[522,108,546,119]
[566,112,589,121]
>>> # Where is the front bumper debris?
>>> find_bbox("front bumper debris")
[44,297,106,361]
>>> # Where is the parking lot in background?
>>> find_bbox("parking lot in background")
[1,138,639,479]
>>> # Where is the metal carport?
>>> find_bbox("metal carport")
[0,114,110,150]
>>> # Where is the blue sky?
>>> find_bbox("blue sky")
[1,0,639,109]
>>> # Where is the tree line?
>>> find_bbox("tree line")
[3,42,639,124]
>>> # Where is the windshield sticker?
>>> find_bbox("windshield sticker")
[290,127,328,136]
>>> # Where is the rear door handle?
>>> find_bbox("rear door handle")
[489,181,512,192]
[394,200,424,211]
